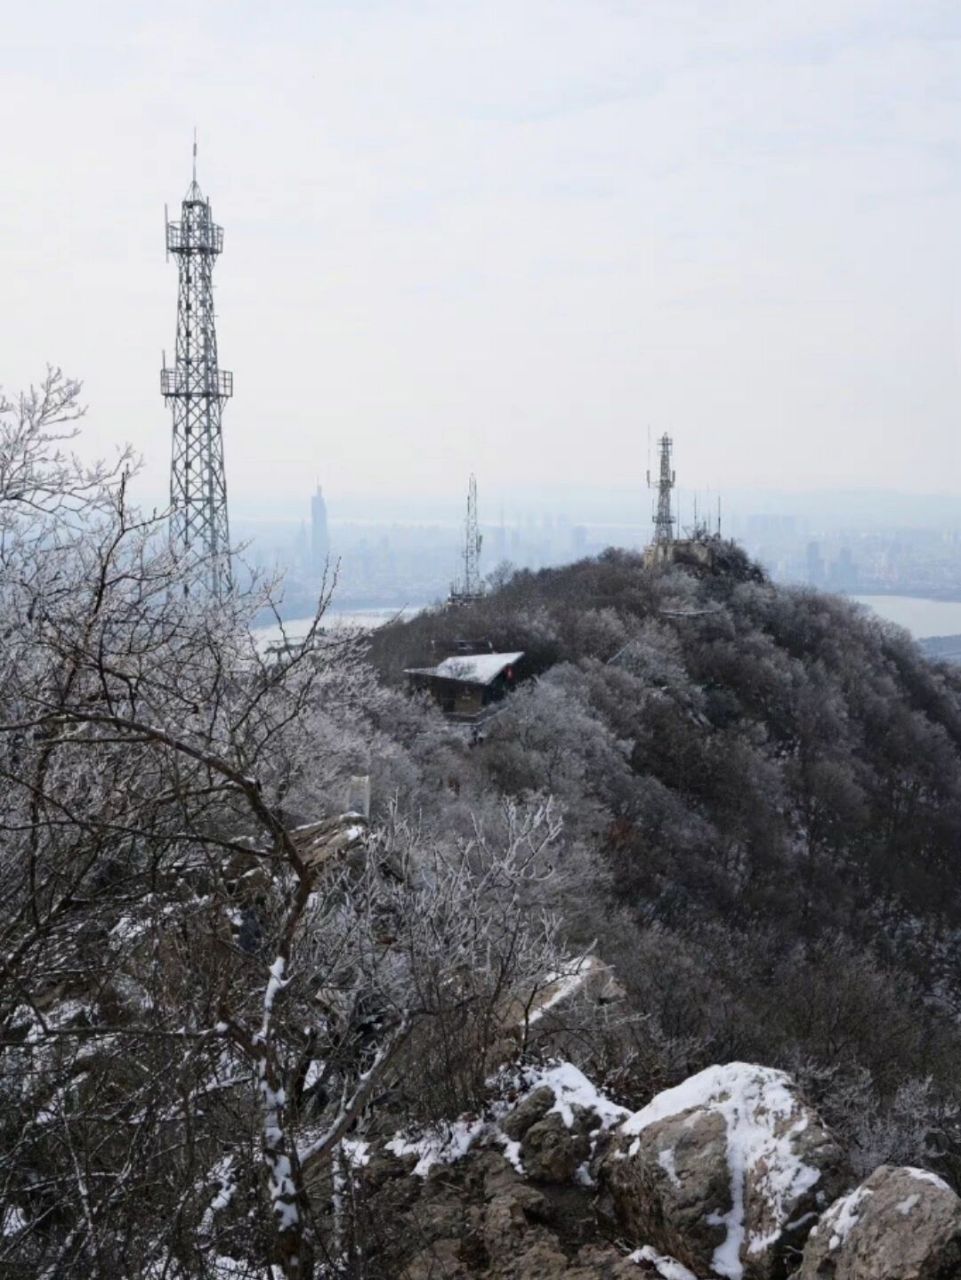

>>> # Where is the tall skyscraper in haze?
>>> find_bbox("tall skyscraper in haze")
[311,485,330,576]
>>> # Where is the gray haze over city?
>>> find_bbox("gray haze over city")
[4,1,961,614]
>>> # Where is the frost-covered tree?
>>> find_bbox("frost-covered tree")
[0,373,570,1279]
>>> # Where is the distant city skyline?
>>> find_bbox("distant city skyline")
[234,480,961,536]
[3,1,961,514]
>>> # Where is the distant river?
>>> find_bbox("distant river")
[253,603,427,649]
[852,595,961,640]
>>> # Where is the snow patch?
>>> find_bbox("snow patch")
[304,1059,324,1090]
[386,1117,486,1177]
[895,1193,920,1216]
[907,1167,952,1193]
[497,1133,524,1174]
[381,1060,627,1186]
[658,1146,681,1188]
[2,1205,26,1237]
[525,957,600,1025]
[263,957,288,1018]
[629,1244,700,1279]
[525,1061,629,1131]
[200,1155,236,1234]
[813,1185,872,1251]
[341,1139,370,1168]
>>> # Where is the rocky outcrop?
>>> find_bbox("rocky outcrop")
[339,1060,957,1280]
[797,1164,961,1279]
[597,1062,850,1280]
[394,1148,643,1280]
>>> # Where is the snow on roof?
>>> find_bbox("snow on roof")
[409,651,524,686]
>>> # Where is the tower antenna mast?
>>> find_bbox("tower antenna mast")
[647,434,676,545]
[161,144,233,596]
[449,474,483,605]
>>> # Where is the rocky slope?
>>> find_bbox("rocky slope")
[367,550,961,1179]
[341,1059,961,1280]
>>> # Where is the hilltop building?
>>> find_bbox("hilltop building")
[406,651,525,723]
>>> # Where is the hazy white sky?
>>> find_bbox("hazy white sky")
[3,1,960,517]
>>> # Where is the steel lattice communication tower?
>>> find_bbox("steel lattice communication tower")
[449,474,483,604]
[162,147,233,596]
[647,434,676,545]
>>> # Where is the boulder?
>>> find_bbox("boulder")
[401,1237,468,1280]
[501,1086,556,1141]
[521,1110,592,1184]
[797,1164,961,1279]
[598,1062,849,1279]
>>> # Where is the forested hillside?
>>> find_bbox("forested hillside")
[4,378,961,1277]
[369,549,961,1175]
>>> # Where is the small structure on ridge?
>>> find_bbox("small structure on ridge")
[405,650,524,722]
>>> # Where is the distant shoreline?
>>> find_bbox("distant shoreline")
[845,587,961,605]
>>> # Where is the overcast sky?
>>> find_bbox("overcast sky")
[3,1,961,519]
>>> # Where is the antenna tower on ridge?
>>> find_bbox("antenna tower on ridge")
[449,474,483,605]
[161,144,233,597]
[647,434,676,545]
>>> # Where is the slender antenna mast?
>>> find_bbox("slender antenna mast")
[449,474,483,605]
[648,434,676,545]
[161,145,233,597]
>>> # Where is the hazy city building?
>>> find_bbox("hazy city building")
[806,541,825,586]
[311,484,330,576]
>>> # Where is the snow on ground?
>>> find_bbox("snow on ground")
[525,1060,629,1131]
[621,1062,822,1280]
[629,1244,700,1279]
[386,1117,487,1177]
[378,1059,628,1181]
[526,956,602,1024]
[496,1133,524,1173]
[341,1139,371,1167]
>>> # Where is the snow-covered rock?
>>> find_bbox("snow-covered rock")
[598,1062,849,1280]
[630,1244,704,1278]
[797,1164,961,1279]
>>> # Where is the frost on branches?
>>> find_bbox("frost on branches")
[0,373,570,1279]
